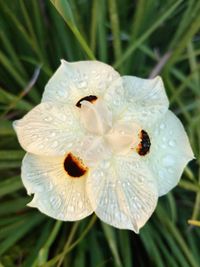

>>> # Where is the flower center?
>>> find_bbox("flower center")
[80,99,112,135]
[64,152,88,178]
[77,98,150,164]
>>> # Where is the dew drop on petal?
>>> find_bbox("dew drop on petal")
[160,123,165,129]
[60,81,66,87]
[158,170,165,179]
[169,140,176,147]
[59,114,66,121]
[67,143,73,148]
[78,201,83,209]
[162,155,175,167]
[50,196,61,210]
[122,182,126,188]
[168,168,174,174]
[39,144,44,149]
[44,116,52,122]
[101,160,109,169]
[51,140,58,148]
[68,205,75,212]
[50,132,56,137]
[138,176,144,183]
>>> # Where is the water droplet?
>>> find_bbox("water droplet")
[57,89,69,97]
[161,143,167,149]
[60,81,66,87]
[35,184,44,192]
[169,140,176,147]
[59,114,66,121]
[44,116,52,122]
[108,74,113,82]
[61,149,66,155]
[103,161,110,169]
[51,140,58,148]
[78,201,83,209]
[158,170,165,179]
[122,182,126,188]
[67,143,73,148]
[138,176,144,183]
[135,213,140,219]
[162,155,175,166]
[68,205,74,212]
[160,123,165,129]
[50,196,61,209]
[168,168,174,174]
[50,132,56,137]
[111,183,116,188]
[78,81,87,88]
[155,129,159,135]
[113,98,120,106]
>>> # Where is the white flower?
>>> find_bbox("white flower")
[13,60,194,233]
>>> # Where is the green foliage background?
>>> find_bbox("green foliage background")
[0,0,200,266]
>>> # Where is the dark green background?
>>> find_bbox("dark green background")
[0,0,200,266]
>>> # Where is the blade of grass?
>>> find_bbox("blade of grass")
[50,0,95,60]
[114,0,183,68]
[108,0,122,65]
[90,0,98,53]
[42,215,97,267]
[0,176,23,197]
[37,221,62,265]
[101,223,122,267]
[0,213,45,256]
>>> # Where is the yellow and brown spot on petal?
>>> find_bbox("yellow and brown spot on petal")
[137,130,151,156]
[64,152,88,178]
[76,95,97,108]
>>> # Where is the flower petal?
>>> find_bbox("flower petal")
[144,110,194,196]
[104,76,169,126]
[13,102,84,156]
[86,155,158,232]
[42,60,120,105]
[80,99,112,135]
[105,120,141,154]
[22,153,93,220]
[73,135,112,167]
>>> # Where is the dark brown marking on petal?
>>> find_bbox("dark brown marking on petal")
[76,95,98,108]
[137,130,151,156]
[64,153,88,178]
